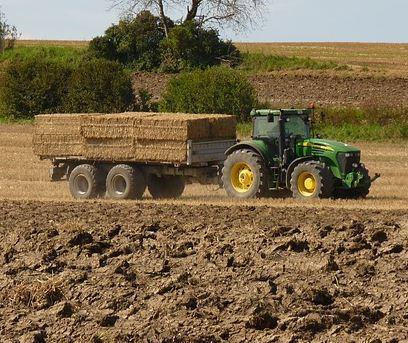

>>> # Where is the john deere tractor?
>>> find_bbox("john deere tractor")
[222,108,377,200]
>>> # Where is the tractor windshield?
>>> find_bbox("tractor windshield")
[284,115,310,138]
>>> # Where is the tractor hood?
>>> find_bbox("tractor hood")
[300,138,360,153]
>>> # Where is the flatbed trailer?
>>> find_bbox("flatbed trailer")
[47,139,236,199]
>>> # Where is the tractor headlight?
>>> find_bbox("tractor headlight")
[337,152,361,174]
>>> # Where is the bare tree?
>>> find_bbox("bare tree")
[112,0,172,36]
[0,9,18,53]
[111,0,266,33]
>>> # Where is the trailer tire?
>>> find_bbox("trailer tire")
[69,164,100,199]
[106,164,146,200]
[148,175,185,199]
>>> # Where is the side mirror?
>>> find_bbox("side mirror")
[267,113,274,123]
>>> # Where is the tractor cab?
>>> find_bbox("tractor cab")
[222,108,374,200]
[250,108,313,167]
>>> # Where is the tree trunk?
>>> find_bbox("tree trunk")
[157,0,169,37]
[185,0,201,22]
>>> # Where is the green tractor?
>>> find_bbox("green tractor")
[222,108,378,200]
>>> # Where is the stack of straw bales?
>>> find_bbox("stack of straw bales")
[33,112,237,163]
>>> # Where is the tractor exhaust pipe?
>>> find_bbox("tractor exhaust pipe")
[371,173,381,183]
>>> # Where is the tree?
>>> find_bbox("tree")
[160,20,240,72]
[111,0,266,35]
[0,9,18,53]
[89,11,171,70]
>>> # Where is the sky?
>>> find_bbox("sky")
[1,0,407,42]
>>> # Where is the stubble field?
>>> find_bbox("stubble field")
[1,124,407,209]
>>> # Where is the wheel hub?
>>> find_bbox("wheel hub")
[75,174,90,195]
[112,175,127,195]
[304,177,315,191]
[231,162,254,193]
[239,169,254,189]
[297,172,317,197]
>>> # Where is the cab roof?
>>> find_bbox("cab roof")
[250,109,313,117]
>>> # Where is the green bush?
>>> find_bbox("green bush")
[0,58,71,119]
[0,57,135,118]
[160,67,256,120]
[63,59,134,113]
[160,21,240,72]
[89,11,170,70]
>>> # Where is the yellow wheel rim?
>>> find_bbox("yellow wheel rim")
[230,162,254,193]
[297,172,317,197]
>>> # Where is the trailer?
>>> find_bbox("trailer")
[33,112,237,200]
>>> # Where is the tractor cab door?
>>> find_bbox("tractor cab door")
[252,115,280,163]
[281,114,311,166]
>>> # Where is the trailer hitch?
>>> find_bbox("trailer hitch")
[371,173,381,183]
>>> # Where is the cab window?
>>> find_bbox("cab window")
[253,116,279,138]
[284,115,310,138]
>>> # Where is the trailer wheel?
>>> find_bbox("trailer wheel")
[69,164,101,199]
[290,162,333,199]
[148,175,185,199]
[106,164,146,200]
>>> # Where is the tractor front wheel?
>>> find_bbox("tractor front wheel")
[222,149,268,199]
[290,162,334,199]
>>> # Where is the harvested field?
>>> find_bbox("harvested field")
[1,123,408,209]
[0,200,407,342]
[235,42,408,75]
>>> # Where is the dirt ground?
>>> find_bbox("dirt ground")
[133,71,408,108]
[0,124,407,342]
[0,201,407,342]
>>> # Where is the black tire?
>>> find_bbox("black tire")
[148,175,186,199]
[222,149,269,199]
[290,162,334,199]
[69,164,100,199]
[106,164,146,200]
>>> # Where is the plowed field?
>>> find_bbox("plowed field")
[0,124,407,342]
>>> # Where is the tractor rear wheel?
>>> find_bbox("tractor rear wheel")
[106,164,146,200]
[69,164,101,199]
[290,162,334,199]
[222,149,269,199]
[148,175,185,199]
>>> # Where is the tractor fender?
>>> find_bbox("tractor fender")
[225,142,268,163]
[286,156,316,188]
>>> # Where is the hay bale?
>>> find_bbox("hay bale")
[208,114,237,139]
[133,139,187,162]
[84,137,134,160]
[33,134,84,157]
[33,112,236,163]
[81,114,136,139]
[33,114,91,157]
